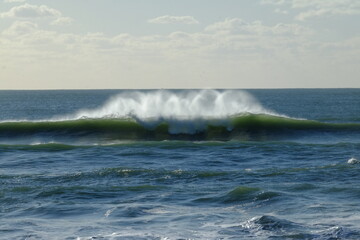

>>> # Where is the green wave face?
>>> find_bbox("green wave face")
[0,114,359,142]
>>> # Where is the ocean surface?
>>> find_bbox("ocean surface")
[0,89,359,240]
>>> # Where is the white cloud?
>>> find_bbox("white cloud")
[0,17,358,89]
[295,2,360,20]
[262,0,360,20]
[205,18,311,36]
[0,18,313,60]
[148,15,199,24]
[274,8,288,15]
[2,20,38,36]
[0,3,61,18]
[0,3,73,25]
[51,17,73,26]
[261,0,287,5]
[4,0,26,3]
[3,18,317,70]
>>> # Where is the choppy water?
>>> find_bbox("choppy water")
[0,89,359,239]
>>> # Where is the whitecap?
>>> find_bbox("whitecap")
[348,157,359,164]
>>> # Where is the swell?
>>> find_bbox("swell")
[0,140,359,152]
[0,114,359,142]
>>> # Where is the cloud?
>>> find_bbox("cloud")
[0,17,313,70]
[205,18,311,36]
[0,17,358,89]
[4,0,26,3]
[2,20,38,36]
[295,3,360,21]
[148,15,199,24]
[0,3,73,25]
[274,8,288,15]
[51,17,73,26]
[261,0,360,20]
[0,3,60,18]
[0,17,313,59]
[261,0,287,5]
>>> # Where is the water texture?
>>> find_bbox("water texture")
[0,89,359,239]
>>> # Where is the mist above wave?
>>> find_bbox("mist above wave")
[55,90,278,134]
[67,90,276,120]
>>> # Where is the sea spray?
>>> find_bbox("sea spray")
[70,90,275,120]
[0,90,279,135]
[61,90,278,134]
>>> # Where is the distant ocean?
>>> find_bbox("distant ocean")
[1,89,359,239]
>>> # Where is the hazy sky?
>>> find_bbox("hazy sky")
[0,0,359,89]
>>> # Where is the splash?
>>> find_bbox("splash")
[70,90,276,120]
[348,157,359,164]
[58,90,277,134]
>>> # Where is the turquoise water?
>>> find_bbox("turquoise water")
[0,89,359,239]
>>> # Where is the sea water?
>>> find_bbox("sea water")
[0,89,359,239]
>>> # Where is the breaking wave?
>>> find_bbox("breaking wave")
[0,114,359,142]
[64,89,277,120]
[0,90,359,143]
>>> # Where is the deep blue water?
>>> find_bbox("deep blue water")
[0,89,359,239]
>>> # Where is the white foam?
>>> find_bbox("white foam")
[68,90,276,120]
[58,90,279,134]
[347,157,359,164]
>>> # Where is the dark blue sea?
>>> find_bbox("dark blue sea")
[0,89,359,239]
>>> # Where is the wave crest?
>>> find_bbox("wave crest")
[56,89,279,134]
[0,114,359,143]
[67,89,277,121]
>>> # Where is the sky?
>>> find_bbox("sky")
[0,0,359,89]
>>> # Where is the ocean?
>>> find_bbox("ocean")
[0,89,359,239]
